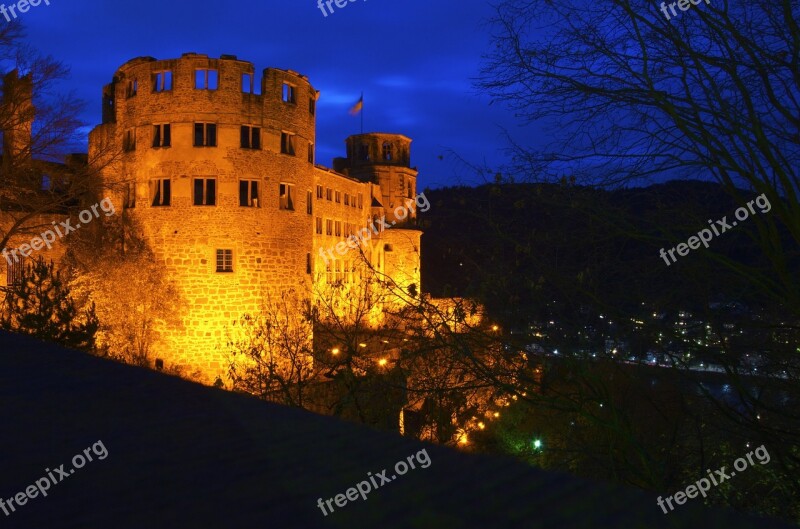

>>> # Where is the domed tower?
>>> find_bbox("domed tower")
[89,54,319,381]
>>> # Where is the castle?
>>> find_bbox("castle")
[87,53,423,381]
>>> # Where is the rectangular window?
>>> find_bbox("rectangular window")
[279,183,294,210]
[151,179,171,207]
[194,178,217,206]
[316,185,323,199]
[282,83,296,103]
[309,97,316,115]
[216,249,233,273]
[153,71,173,92]
[126,79,138,98]
[242,73,252,93]
[125,182,136,209]
[358,193,363,209]
[240,126,261,149]
[195,69,218,90]
[335,261,342,282]
[325,188,332,201]
[152,124,171,148]
[315,217,323,235]
[326,219,333,236]
[359,144,370,161]
[335,221,341,237]
[344,193,350,206]
[194,123,217,147]
[239,180,259,207]
[5,253,24,286]
[123,129,136,152]
[307,190,313,215]
[280,132,296,155]
[308,142,314,164]
[326,263,333,284]
[306,253,312,275]
[335,191,341,204]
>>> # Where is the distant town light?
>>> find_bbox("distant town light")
[378,358,388,367]
[359,343,367,348]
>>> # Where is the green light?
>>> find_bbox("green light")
[532,439,542,450]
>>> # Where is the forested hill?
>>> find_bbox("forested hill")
[418,180,796,326]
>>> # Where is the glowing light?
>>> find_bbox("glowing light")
[478,422,485,430]
[491,325,499,332]
[532,439,542,450]
[493,412,500,418]
[358,343,367,348]
[331,348,340,355]
[457,431,469,445]
[378,358,388,367]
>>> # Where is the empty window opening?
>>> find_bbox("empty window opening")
[240,180,259,207]
[194,123,217,147]
[195,69,219,90]
[151,179,171,207]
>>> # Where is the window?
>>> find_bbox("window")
[382,142,393,161]
[335,191,341,204]
[325,188,332,201]
[194,123,217,147]
[384,244,394,252]
[326,219,333,236]
[123,129,136,152]
[326,263,333,284]
[153,71,172,92]
[344,193,350,206]
[194,178,217,206]
[335,221,341,237]
[152,124,171,148]
[309,97,316,115]
[242,73,252,93]
[5,253,24,286]
[407,182,412,199]
[279,183,294,210]
[315,217,323,235]
[239,180,259,207]
[307,190,313,215]
[151,179,171,207]
[125,182,136,209]
[308,142,314,164]
[195,69,218,90]
[126,79,138,98]
[359,144,370,161]
[240,126,261,149]
[335,261,342,282]
[282,83,296,103]
[316,185,323,199]
[358,193,363,209]
[216,249,233,273]
[306,253,312,275]
[280,132,296,155]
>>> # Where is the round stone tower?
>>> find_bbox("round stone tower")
[89,53,319,380]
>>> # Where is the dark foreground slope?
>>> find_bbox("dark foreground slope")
[0,331,793,529]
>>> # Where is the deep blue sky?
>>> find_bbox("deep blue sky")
[14,0,537,189]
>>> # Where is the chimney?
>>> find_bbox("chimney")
[2,69,34,164]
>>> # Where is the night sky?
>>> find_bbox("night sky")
[14,0,536,189]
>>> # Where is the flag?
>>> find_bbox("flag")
[349,94,363,116]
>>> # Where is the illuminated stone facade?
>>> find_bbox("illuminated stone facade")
[88,54,421,382]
